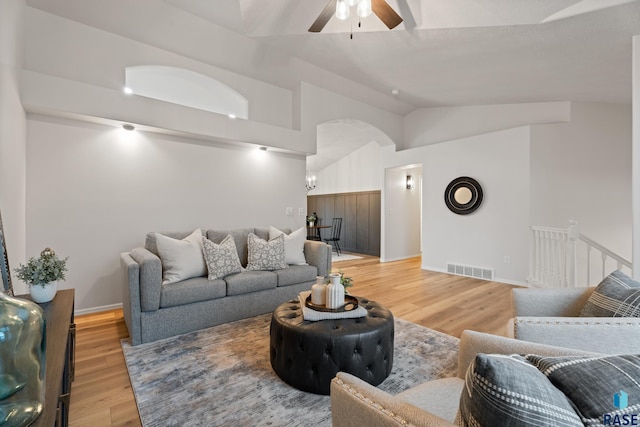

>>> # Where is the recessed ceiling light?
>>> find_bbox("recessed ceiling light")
[123,86,133,95]
[122,124,135,131]
[228,113,237,119]
[391,89,400,96]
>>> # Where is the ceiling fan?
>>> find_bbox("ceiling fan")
[309,0,403,33]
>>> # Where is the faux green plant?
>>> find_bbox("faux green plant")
[15,248,68,287]
[325,269,354,294]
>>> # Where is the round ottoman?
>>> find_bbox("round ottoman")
[269,297,394,395]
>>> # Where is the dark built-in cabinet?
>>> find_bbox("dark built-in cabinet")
[307,191,381,256]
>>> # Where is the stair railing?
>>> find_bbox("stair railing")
[529,220,632,288]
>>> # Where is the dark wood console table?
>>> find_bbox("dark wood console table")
[17,289,76,427]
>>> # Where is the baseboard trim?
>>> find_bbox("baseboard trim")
[75,302,123,316]
[422,266,528,287]
[380,253,422,263]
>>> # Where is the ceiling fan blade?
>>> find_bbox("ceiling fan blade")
[309,0,337,32]
[372,0,403,29]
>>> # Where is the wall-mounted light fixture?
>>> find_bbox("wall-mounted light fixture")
[306,173,317,194]
[122,124,135,131]
[406,175,414,190]
[259,146,267,151]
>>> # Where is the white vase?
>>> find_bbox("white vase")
[29,281,58,303]
[326,273,345,309]
[311,276,327,305]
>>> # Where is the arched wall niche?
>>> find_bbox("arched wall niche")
[307,118,395,175]
[125,65,249,119]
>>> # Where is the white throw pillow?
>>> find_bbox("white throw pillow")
[269,226,307,265]
[155,229,207,284]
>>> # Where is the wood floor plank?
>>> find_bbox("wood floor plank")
[69,255,518,426]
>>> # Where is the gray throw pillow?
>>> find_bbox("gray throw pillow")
[246,233,288,271]
[527,354,640,426]
[202,234,243,280]
[458,353,582,427]
[580,270,640,317]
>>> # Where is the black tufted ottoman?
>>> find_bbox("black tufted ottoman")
[269,297,394,395]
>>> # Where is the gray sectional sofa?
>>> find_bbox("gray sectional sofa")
[121,227,332,345]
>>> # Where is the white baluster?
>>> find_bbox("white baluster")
[586,244,592,286]
[567,220,578,288]
[535,230,541,283]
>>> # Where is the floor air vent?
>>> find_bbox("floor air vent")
[446,263,494,281]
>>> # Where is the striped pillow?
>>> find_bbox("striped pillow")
[527,354,640,426]
[579,270,640,317]
[458,354,583,427]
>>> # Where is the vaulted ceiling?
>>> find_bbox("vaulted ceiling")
[25,0,640,169]
[27,0,640,109]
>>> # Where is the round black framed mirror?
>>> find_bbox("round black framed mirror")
[444,177,483,215]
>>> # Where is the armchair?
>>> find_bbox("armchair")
[331,330,595,427]
[510,287,640,353]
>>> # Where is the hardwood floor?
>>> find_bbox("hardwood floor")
[69,255,519,427]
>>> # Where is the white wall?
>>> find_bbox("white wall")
[384,127,531,285]
[403,102,570,149]
[24,7,293,129]
[382,165,422,262]
[530,102,632,259]
[633,36,640,278]
[313,141,382,195]
[0,0,27,295]
[299,83,404,153]
[26,116,308,311]
[22,9,407,159]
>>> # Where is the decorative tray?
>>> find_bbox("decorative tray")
[305,295,359,313]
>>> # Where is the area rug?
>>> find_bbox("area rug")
[121,313,459,427]
[332,253,363,262]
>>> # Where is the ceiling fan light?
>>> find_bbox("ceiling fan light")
[336,0,350,20]
[357,0,372,17]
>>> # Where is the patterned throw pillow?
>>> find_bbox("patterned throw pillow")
[202,234,243,280]
[579,270,640,317]
[246,233,288,271]
[458,353,582,427]
[527,354,640,425]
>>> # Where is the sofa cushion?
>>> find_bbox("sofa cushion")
[527,354,640,425]
[246,233,288,271]
[159,276,226,308]
[458,353,582,427]
[274,265,317,287]
[207,228,254,267]
[224,270,277,296]
[202,235,243,280]
[154,229,206,284]
[396,377,464,423]
[580,270,640,317]
[269,226,307,265]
